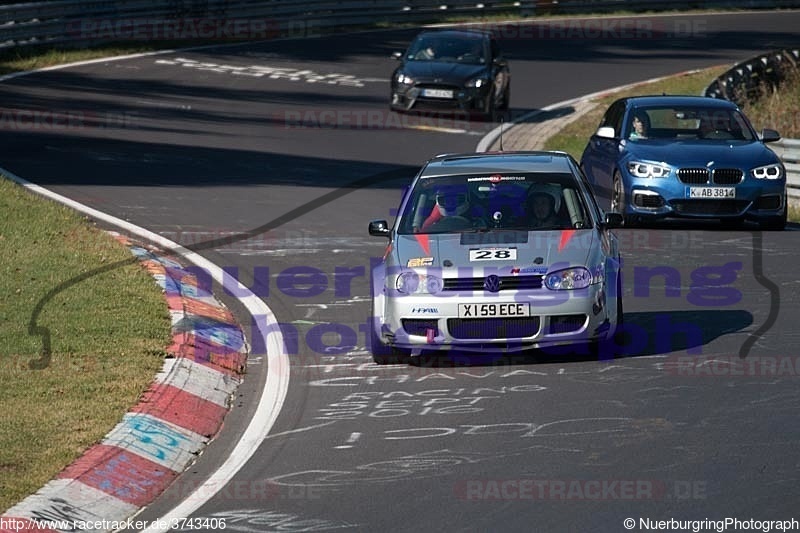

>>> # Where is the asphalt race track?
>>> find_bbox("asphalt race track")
[3,10,800,532]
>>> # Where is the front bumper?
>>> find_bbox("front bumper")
[622,174,786,220]
[380,286,610,353]
[391,83,490,113]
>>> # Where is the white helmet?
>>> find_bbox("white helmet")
[526,184,561,214]
[435,190,469,217]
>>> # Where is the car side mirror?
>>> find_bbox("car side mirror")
[369,220,391,237]
[761,128,781,143]
[596,126,615,139]
[603,213,624,228]
[392,51,403,60]
[493,56,507,67]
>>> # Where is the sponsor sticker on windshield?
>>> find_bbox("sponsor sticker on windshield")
[468,175,527,182]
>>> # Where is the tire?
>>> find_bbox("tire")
[499,85,510,111]
[368,321,409,365]
[601,279,624,360]
[482,88,497,122]
[610,172,634,226]
[614,271,624,331]
[589,272,623,361]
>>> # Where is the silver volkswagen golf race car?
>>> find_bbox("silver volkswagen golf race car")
[368,151,624,364]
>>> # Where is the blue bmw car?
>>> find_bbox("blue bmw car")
[580,95,786,229]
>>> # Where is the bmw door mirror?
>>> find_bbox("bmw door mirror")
[603,212,624,228]
[596,126,615,139]
[761,128,781,143]
[392,51,403,60]
[369,220,391,237]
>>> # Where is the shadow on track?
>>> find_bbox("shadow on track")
[404,309,753,368]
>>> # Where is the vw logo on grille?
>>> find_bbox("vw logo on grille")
[484,274,501,293]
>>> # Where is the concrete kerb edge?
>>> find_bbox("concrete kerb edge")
[0,166,290,532]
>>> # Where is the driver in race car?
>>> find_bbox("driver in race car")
[525,186,564,228]
[419,188,471,231]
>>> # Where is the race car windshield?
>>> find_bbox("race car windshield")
[399,173,590,235]
[406,36,486,64]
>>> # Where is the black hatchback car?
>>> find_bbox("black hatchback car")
[390,29,510,120]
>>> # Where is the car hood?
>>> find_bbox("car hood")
[399,61,487,85]
[624,139,780,167]
[394,229,595,275]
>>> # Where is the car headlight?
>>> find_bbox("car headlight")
[751,164,783,180]
[396,271,443,295]
[545,267,594,290]
[466,77,489,88]
[627,161,671,178]
[395,72,414,85]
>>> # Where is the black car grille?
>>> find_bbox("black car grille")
[402,319,439,337]
[443,276,543,292]
[670,200,749,215]
[634,194,665,208]
[712,168,743,185]
[447,318,541,340]
[548,314,588,334]
[410,98,461,110]
[678,168,710,184]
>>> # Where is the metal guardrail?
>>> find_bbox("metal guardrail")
[0,0,797,50]
[771,138,800,203]
[705,48,800,104]
[704,51,800,203]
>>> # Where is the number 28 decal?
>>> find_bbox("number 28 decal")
[469,248,517,261]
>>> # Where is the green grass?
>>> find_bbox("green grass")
[738,68,800,138]
[0,46,161,76]
[0,177,171,512]
[790,203,800,221]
